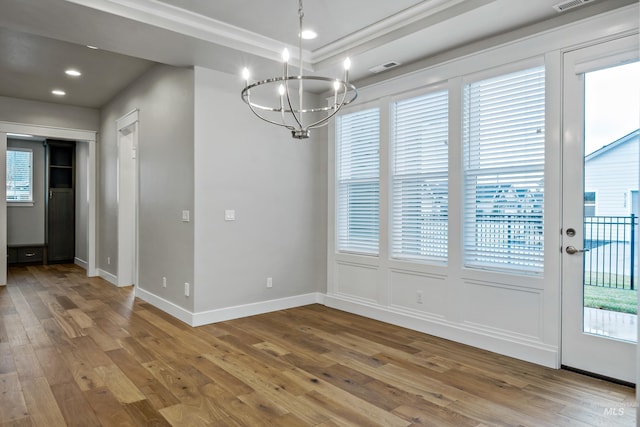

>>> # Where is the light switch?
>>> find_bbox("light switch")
[225,209,236,221]
[182,210,190,222]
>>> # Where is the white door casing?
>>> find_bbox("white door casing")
[116,109,139,288]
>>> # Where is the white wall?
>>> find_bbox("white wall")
[0,96,99,130]
[326,6,638,369]
[192,67,327,318]
[100,64,195,310]
[7,138,45,245]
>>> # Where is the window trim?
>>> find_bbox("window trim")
[6,147,34,206]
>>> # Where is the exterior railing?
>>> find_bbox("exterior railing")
[584,214,637,290]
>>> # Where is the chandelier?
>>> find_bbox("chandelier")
[240,0,357,139]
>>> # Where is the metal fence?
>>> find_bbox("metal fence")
[584,214,637,290]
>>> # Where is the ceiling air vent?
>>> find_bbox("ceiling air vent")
[553,0,595,12]
[369,61,401,74]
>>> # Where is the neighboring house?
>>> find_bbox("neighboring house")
[583,129,638,283]
[584,129,639,217]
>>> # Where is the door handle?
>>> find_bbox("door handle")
[566,246,589,255]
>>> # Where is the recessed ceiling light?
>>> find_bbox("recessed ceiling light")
[300,30,317,40]
[86,45,99,50]
[51,89,66,96]
[65,69,82,77]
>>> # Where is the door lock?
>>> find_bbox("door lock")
[565,228,576,237]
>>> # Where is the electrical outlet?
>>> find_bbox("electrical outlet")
[162,277,167,288]
[416,290,423,304]
[184,282,190,297]
[107,256,111,265]
[266,277,273,288]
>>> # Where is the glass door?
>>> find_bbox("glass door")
[561,35,639,383]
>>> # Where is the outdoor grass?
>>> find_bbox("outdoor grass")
[584,285,638,314]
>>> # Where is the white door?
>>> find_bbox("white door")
[561,35,639,383]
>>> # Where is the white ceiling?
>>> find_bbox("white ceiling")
[0,0,634,109]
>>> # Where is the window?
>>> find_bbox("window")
[463,65,545,274]
[336,108,380,255]
[584,191,596,216]
[6,148,33,202]
[391,90,448,262]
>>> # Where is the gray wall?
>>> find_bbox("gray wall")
[0,96,99,130]
[100,64,195,311]
[6,138,45,245]
[193,67,327,312]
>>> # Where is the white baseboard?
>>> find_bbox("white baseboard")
[134,289,325,327]
[135,287,194,325]
[74,257,88,270]
[323,294,559,369]
[192,292,324,326]
[97,268,118,286]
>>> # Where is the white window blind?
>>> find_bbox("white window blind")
[391,90,448,262]
[6,148,33,202]
[336,108,380,255]
[463,65,545,274]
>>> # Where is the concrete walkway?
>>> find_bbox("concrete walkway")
[584,307,637,341]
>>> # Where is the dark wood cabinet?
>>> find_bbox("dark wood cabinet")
[8,245,46,265]
[46,140,75,263]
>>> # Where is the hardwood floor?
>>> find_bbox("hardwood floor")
[0,264,635,426]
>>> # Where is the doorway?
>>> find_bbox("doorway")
[561,35,639,383]
[0,122,97,284]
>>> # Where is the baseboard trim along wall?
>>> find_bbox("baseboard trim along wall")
[323,293,559,369]
[135,287,325,327]
[96,268,118,287]
[74,257,88,270]
[135,287,194,325]
[133,286,557,368]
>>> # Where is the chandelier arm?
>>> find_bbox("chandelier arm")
[245,92,296,131]
[304,86,358,130]
[283,78,304,130]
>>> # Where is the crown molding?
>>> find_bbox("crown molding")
[63,0,313,65]
[64,0,495,71]
[310,0,495,68]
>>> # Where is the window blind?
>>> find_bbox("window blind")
[391,90,448,262]
[463,66,545,274]
[336,108,380,255]
[6,148,33,202]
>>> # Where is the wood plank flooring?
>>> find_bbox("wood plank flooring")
[0,264,635,426]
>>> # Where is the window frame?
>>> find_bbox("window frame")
[6,147,34,205]
[584,191,596,217]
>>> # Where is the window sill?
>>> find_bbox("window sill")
[7,202,34,207]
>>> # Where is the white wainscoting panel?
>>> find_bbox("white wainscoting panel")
[462,279,543,340]
[335,261,379,302]
[390,269,447,318]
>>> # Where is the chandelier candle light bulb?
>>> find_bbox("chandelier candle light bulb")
[240,0,357,139]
